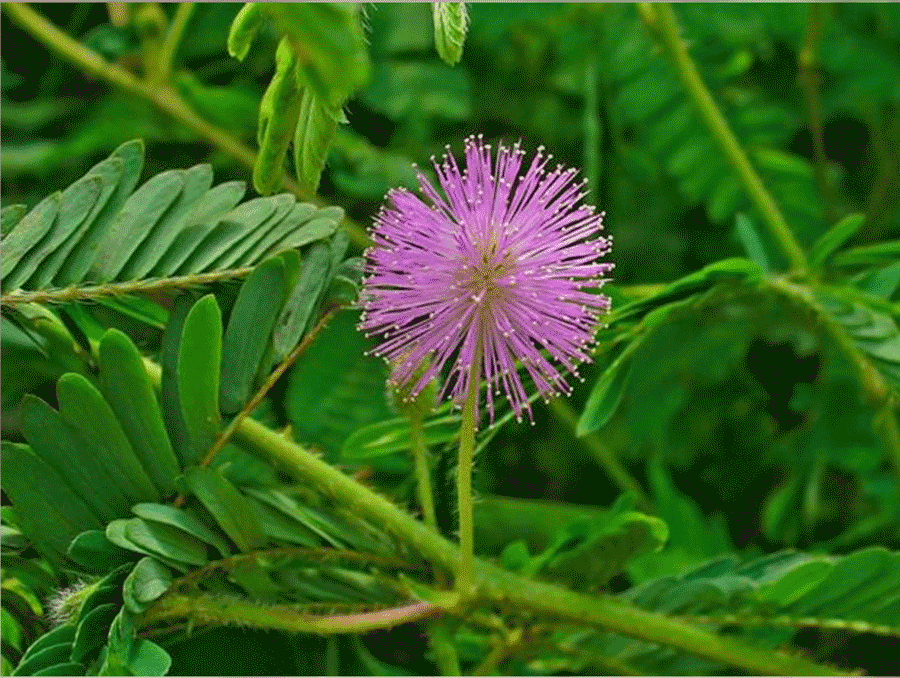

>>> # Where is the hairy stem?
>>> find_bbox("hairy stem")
[1,2,370,249]
[233,417,843,675]
[546,397,652,512]
[646,3,809,274]
[0,267,254,307]
[456,344,483,597]
[141,594,439,635]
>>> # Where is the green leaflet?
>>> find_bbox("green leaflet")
[262,4,370,108]
[254,38,303,196]
[433,2,469,66]
[0,442,101,564]
[93,169,185,282]
[99,329,180,497]
[57,372,159,504]
[20,395,129,522]
[342,412,459,461]
[220,256,288,414]
[1,192,60,289]
[123,557,172,613]
[56,139,145,286]
[0,204,27,236]
[160,293,195,467]
[177,294,223,465]
[71,603,117,663]
[810,213,866,269]
[185,466,266,553]
[131,503,231,557]
[227,3,265,62]
[209,193,294,271]
[273,240,331,360]
[294,88,341,193]
[67,531,136,575]
[734,213,771,274]
[0,140,344,304]
[106,518,209,569]
[28,160,122,290]
[175,196,276,274]
[118,163,214,280]
[578,341,640,436]
[151,181,246,277]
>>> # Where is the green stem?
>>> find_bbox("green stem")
[141,593,439,635]
[456,344,483,597]
[798,3,834,224]
[546,397,652,512]
[1,2,371,250]
[647,3,809,274]
[157,2,195,84]
[233,417,843,675]
[408,413,462,675]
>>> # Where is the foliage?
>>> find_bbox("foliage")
[2,2,899,676]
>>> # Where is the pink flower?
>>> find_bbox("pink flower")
[359,135,613,423]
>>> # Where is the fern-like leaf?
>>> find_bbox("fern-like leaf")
[0,140,343,306]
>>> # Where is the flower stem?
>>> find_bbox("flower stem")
[456,344,483,597]
[647,3,809,275]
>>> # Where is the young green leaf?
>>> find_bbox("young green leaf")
[254,38,303,196]
[262,4,370,107]
[343,414,460,460]
[99,329,180,496]
[220,256,288,414]
[227,3,265,62]
[294,88,341,192]
[433,2,469,66]
[177,294,223,465]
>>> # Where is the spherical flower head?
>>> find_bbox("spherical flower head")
[359,135,614,424]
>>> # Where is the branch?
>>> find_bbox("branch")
[0,268,254,307]
[1,2,371,249]
[645,3,810,274]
